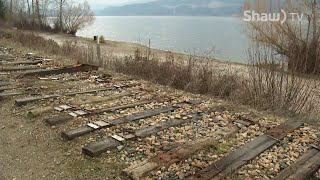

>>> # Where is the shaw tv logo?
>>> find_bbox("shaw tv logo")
[242,0,304,24]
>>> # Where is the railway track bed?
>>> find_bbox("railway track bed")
[0,45,319,179]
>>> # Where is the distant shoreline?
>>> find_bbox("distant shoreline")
[33,30,248,70]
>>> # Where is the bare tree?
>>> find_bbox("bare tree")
[245,0,320,74]
[62,1,94,35]
[1,0,94,33]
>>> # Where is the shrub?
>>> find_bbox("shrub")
[99,36,106,43]
[242,44,318,113]
[104,48,242,98]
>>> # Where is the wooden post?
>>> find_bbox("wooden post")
[96,36,102,67]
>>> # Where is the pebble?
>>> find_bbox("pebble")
[117,145,124,151]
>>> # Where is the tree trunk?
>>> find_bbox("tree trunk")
[27,0,31,18]
[59,0,63,31]
[35,0,42,28]
[32,0,35,25]
[10,0,12,13]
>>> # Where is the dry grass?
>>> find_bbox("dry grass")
[0,30,95,65]
[104,48,242,98]
[103,46,318,115]
[243,44,318,114]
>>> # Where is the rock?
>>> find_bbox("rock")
[162,144,175,151]
[242,133,248,138]
[175,114,182,119]
[274,163,280,172]
[177,172,185,179]
[247,164,253,169]
[219,121,228,127]
[191,161,204,168]
[280,162,288,170]
[117,145,124,151]
[248,170,258,176]
[214,115,224,122]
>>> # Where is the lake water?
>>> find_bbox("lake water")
[77,16,250,63]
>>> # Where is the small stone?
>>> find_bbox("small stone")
[214,115,223,121]
[175,114,182,119]
[212,155,218,159]
[242,133,248,138]
[162,144,175,151]
[280,162,288,170]
[177,172,185,179]
[274,164,280,172]
[117,145,124,151]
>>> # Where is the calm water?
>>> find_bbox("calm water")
[77,16,250,63]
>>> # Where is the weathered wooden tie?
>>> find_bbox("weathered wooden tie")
[76,114,201,153]
[0,81,10,87]
[186,120,304,180]
[0,66,44,72]
[0,56,15,61]
[0,60,42,66]
[0,91,23,98]
[123,125,240,179]
[72,91,133,105]
[15,94,60,106]
[28,91,134,117]
[0,86,16,92]
[48,100,152,126]
[61,101,172,141]
[81,105,180,157]
[17,64,98,78]
[15,84,136,106]
[274,144,320,180]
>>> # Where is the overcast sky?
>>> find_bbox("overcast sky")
[86,0,156,9]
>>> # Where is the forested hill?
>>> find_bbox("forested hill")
[97,0,244,16]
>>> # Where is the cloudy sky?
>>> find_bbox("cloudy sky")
[86,0,156,9]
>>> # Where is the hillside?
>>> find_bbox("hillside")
[97,0,244,16]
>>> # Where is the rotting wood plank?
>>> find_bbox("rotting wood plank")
[211,137,278,180]
[0,60,43,66]
[80,113,201,157]
[186,120,304,180]
[71,91,134,106]
[286,152,320,180]
[63,87,115,96]
[0,66,44,72]
[15,83,136,106]
[134,114,200,138]
[15,94,60,106]
[0,91,24,98]
[0,86,16,92]
[28,92,134,117]
[274,145,320,180]
[0,81,10,87]
[17,64,98,78]
[123,125,239,179]
[81,106,180,157]
[60,100,162,139]
[49,100,152,126]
